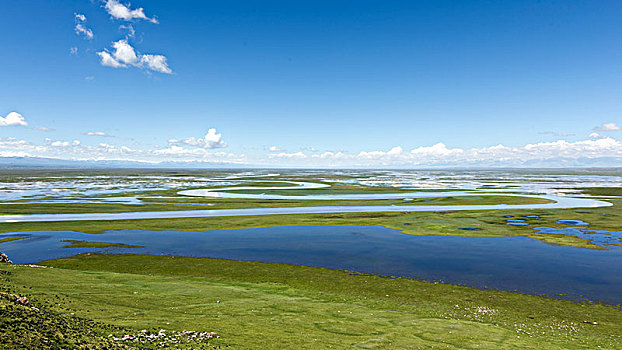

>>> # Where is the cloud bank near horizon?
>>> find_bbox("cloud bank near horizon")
[1,133,620,167]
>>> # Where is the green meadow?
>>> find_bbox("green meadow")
[1,254,621,349]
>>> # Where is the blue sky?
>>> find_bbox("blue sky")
[0,0,621,167]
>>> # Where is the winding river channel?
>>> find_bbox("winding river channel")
[0,181,612,223]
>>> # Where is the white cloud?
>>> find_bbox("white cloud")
[97,40,172,74]
[0,137,35,148]
[97,51,127,68]
[74,14,94,40]
[70,47,78,55]
[171,129,227,149]
[269,146,286,152]
[0,136,245,163]
[155,146,225,157]
[154,145,202,156]
[268,151,307,159]
[589,132,604,139]
[84,131,114,137]
[153,145,244,161]
[311,151,350,160]
[85,76,95,81]
[310,138,622,167]
[5,138,52,152]
[593,122,621,132]
[111,39,139,65]
[97,143,138,154]
[75,23,94,40]
[140,54,172,74]
[51,141,70,147]
[0,112,28,127]
[0,150,33,157]
[410,143,463,158]
[387,146,403,156]
[104,0,158,23]
[48,140,80,147]
[203,128,227,148]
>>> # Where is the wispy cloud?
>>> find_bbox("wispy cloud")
[268,151,307,159]
[593,122,621,132]
[74,13,94,40]
[269,146,286,152]
[119,24,136,38]
[537,131,574,137]
[104,0,158,23]
[83,131,114,137]
[30,126,54,131]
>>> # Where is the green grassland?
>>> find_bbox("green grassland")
[0,293,130,349]
[1,254,620,349]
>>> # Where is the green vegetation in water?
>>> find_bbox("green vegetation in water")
[1,253,620,349]
[62,240,144,249]
[0,236,28,244]
[581,187,622,197]
[0,194,550,215]
[1,199,619,249]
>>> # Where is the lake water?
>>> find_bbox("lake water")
[1,225,621,305]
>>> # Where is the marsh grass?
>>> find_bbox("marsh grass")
[0,236,28,244]
[61,240,144,249]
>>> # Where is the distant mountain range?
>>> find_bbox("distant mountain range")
[0,155,620,169]
[0,156,251,169]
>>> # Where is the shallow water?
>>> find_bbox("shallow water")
[558,219,591,226]
[1,225,621,304]
[0,194,611,223]
[534,226,622,247]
